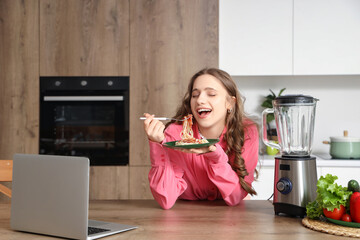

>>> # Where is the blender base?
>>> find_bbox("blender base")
[274,202,306,217]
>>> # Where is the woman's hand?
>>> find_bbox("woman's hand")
[143,113,165,143]
[177,145,216,155]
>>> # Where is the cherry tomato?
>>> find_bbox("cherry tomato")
[323,205,345,220]
[341,213,352,222]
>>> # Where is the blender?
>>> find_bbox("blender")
[262,95,319,217]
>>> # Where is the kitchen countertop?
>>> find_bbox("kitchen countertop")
[0,200,355,240]
[259,154,360,167]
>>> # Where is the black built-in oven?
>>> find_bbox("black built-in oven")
[40,77,129,166]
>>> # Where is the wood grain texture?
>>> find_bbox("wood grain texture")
[89,166,129,200]
[0,0,39,159]
[0,160,12,181]
[0,200,349,240]
[0,160,12,199]
[40,0,129,76]
[129,0,219,166]
[129,166,153,199]
[0,0,39,203]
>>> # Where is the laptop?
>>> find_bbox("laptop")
[10,154,137,240]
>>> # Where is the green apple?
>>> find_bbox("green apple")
[266,141,279,155]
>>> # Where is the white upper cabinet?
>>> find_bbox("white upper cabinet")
[219,0,293,75]
[220,0,360,76]
[293,0,360,75]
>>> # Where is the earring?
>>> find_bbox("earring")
[227,109,232,113]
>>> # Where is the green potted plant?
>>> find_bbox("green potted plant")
[261,88,286,124]
[261,88,286,155]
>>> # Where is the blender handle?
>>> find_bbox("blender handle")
[262,108,281,150]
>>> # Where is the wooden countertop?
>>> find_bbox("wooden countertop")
[0,200,354,240]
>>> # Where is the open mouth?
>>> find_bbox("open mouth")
[197,108,212,118]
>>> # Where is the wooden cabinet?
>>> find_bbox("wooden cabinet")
[129,0,218,199]
[40,0,129,76]
[220,0,360,75]
[0,0,39,203]
[0,0,39,158]
[0,0,218,201]
[129,166,152,199]
[38,0,130,200]
[129,0,218,168]
[89,166,129,200]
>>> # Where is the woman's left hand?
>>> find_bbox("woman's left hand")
[177,145,216,155]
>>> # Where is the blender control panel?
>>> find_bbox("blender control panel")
[276,178,292,194]
[279,164,290,170]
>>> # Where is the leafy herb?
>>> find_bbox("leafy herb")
[261,88,286,123]
[306,174,352,219]
[306,201,323,219]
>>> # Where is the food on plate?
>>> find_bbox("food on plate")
[175,114,209,146]
[348,179,360,193]
[306,174,360,226]
[341,213,352,222]
[323,205,345,220]
[306,174,352,220]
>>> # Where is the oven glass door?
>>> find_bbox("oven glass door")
[40,95,128,165]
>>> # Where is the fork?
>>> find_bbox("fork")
[139,116,190,121]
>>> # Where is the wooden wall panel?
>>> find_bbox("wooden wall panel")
[129,0,219,167]
[0,0,39,203]
[0,0,39,158]
[129,166,153,199]
[89,166,129,200]
[40,0,129,76]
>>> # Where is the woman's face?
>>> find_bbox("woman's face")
[190,74,233,131]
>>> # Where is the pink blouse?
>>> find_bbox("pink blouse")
[148,121,259,209]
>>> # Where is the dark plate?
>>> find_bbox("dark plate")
[163,139,220,149]
[326,217,360,228]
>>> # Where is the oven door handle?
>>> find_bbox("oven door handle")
[43,96,124,101]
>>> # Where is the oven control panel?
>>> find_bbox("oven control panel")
[40,76,129,91]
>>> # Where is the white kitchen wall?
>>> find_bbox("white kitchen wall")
[233,75,360,155]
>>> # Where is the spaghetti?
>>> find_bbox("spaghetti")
[175,114,209,145]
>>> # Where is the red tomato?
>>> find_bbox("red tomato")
[341,213,352,222]
[323,205,345,220]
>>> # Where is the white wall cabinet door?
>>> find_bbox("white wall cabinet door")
[219,0,293,76]
[294,0,360,75]
[220,0,360,76]
[251,166,275,200]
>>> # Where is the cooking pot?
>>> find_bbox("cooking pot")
[323,131,360,159]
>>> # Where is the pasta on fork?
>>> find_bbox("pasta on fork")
[175,114,209,145]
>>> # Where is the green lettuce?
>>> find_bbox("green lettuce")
[306,174,352,219]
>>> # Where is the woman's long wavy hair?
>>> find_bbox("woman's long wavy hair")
[167,68,257,195]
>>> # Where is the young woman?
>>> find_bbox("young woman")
[143,68,258,209]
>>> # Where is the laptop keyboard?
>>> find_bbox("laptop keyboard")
[88,226,110,235]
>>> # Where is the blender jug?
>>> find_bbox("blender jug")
[262,95,318,157]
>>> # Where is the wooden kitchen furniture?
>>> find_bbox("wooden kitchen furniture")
[0,200,354,240]
[0,0,218,201]
[0,160,12,198]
